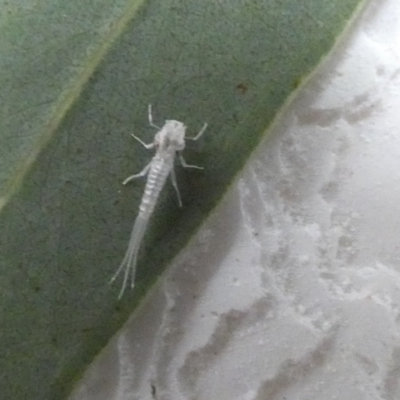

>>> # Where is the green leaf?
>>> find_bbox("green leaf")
[0,0,367,398]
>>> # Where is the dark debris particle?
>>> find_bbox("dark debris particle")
[236,82,248,94]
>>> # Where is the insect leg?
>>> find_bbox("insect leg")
[123,161,151,185]
[148,104,162,130]
[179,153,203,170]
[186,122,208,141]
[131,133,155,149]
[170,167,183,207]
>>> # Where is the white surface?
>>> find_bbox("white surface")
[70,0,400,399]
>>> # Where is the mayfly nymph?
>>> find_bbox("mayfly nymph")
[111,105,207,298]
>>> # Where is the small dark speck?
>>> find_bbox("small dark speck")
[236,82,248,94]
[114,304,122,312]
[151,383,157,398]
[33,286,41,293]
[51,336,57,345]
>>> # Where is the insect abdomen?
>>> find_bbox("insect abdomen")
[139,157,172,217]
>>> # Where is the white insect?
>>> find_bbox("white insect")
[111,105,208,298]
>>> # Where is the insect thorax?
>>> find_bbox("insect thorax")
[155,120,186,152]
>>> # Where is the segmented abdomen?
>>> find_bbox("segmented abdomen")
[139,155,173,217]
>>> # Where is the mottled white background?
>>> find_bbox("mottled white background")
[70,0,400,399]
